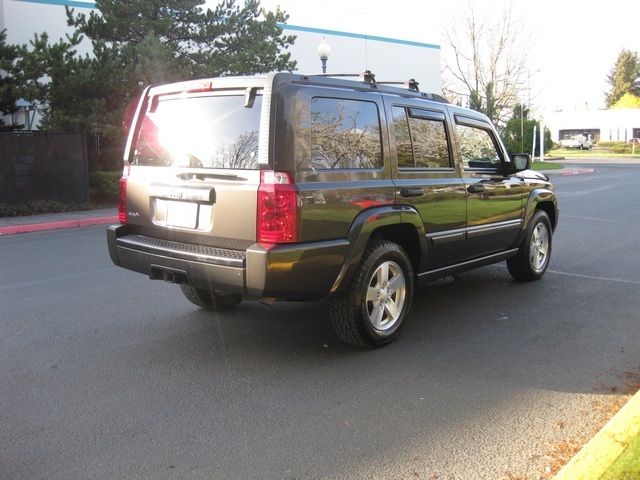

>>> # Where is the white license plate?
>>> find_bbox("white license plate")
[166,201,198,228]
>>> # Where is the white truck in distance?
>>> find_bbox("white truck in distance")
[561,134,592,150]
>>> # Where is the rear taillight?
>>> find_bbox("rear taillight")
[257,170,299,246]
[118,175,128,224]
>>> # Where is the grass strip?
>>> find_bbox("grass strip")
[598,433,640,480]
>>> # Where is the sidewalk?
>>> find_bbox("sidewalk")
[0,207,117,236]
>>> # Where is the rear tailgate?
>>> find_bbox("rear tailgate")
[121,78,267,248]
[124,166,261,247]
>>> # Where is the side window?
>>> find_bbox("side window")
[392,106,451,169]
[311,97,382,169]
[456,123,503,170]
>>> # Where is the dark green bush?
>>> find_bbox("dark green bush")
[0,200,93,218]
[89,171,121,195]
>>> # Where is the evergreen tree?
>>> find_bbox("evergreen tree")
[0,30,22,131]
[17,32,103,133]
[66,0,296,79]
[17,0,296,170]
[605,49,640,108]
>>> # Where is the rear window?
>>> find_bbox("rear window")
[310,97,382,170]
[132,94,262,169]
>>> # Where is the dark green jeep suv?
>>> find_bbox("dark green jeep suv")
[107,71,558,347]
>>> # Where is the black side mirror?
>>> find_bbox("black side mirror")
[507,153,531,174]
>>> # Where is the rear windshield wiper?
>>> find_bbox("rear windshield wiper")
[176,172,244,181]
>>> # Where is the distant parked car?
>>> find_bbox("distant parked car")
[561,135,592,150]
[628,138,640,145]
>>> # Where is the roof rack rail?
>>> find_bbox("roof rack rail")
[304,71,447,101]
[314,71,421,92]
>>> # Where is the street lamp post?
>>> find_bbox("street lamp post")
[317,37,331,74]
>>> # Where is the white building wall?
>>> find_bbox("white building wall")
[2,0,95,46]
[544,109,640,143]
[283,24,441,93]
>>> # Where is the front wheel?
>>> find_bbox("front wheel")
[329,240,415,347]
[507,210,552,281]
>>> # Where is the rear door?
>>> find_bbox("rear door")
[123,79,266,249]
[384,98,467,270]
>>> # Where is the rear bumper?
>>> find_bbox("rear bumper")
[106,224,349,300]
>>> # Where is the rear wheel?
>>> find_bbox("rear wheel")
[507,210,552,281]
[180,285,242,311]
[329,240,415,347]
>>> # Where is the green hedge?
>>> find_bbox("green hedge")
[89,171,122,195]
[0,200,92,217]
[611,143,636,154]
[597,141,626,148]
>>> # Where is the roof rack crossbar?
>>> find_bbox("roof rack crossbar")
[376,79,420,92]
[309,71,377,85]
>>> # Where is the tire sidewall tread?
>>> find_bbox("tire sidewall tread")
[330,240,415,347]
[507,210,552,282]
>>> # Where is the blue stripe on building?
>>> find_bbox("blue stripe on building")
[15,0,96,8]
[12,0,440,50]
[282,24,440,50]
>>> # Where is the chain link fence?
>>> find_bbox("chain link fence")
[0,131,89,205]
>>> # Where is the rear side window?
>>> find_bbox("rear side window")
[311,97,382,169]
[392,106,451,169]
[132,95,262,169]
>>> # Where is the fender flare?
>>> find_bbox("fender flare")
[327,205,427,296]
[515,188,558,245]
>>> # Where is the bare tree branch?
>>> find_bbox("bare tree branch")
[441,0,535,127]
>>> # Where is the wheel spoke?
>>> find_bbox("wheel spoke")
[369,303,384,329]
[387,272,405,292]
[366,285,380,304]
[377,262,389,285]
[538,242,549,257]
[384,300,401,321]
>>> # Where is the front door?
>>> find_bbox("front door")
[454,115,525,259]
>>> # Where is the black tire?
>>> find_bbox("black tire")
[180,284,242,311]
[507,210,552,281]
[329,240,415,347]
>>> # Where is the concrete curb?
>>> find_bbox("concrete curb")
[553,390,640,479]
[560,168,596,176]
[0,215,117,236]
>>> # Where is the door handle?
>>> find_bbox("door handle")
[467,184,486,194]
[400,187,424,198]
